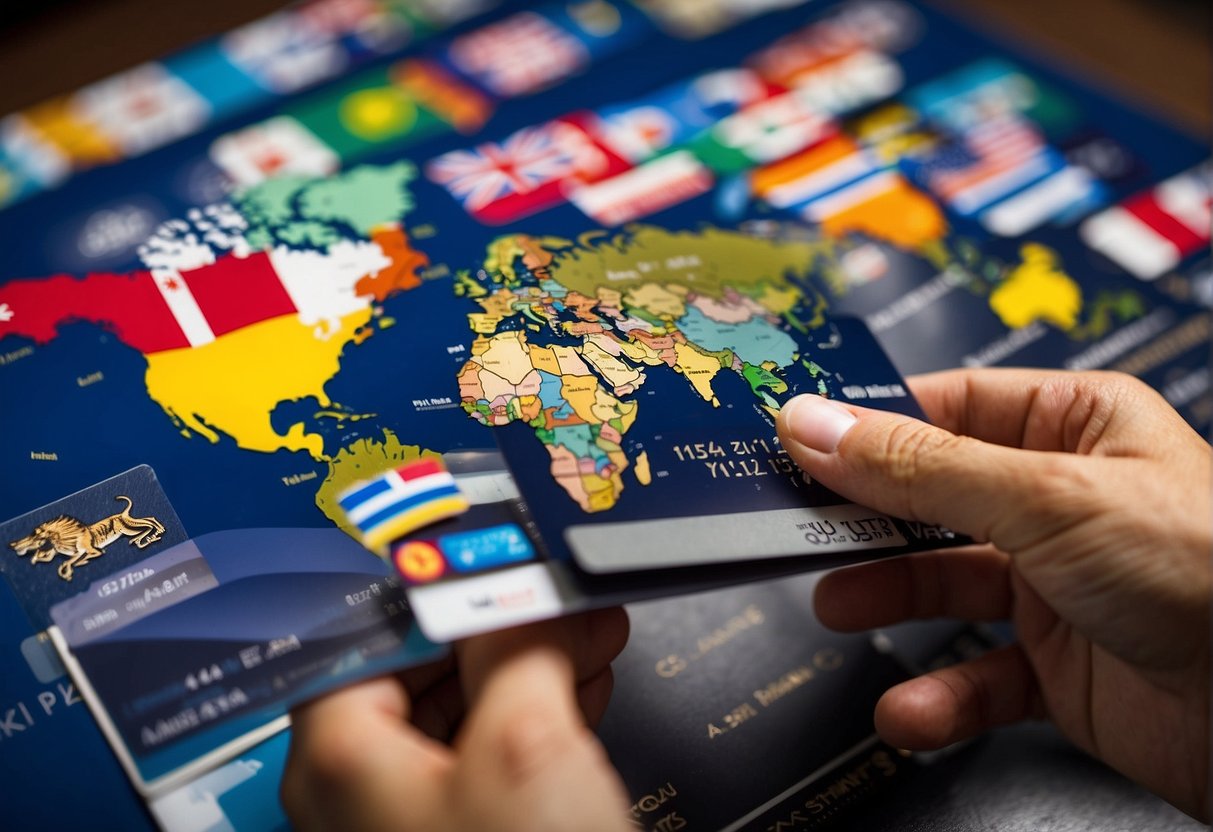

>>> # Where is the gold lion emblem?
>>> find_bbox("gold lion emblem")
[8,495,166,582]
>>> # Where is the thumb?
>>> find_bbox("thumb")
[776,393,1101,554]
[454,624,630,832]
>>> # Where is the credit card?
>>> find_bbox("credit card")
[392,316,967,642]
[48,526,446,797]
[0,465,188,631]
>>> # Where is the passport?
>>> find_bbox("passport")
[596,573,1000,831]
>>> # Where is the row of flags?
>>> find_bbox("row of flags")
[422,0,925,232]
[418,10,1122,250]
[0,0,496,209]
[193,0,1195,270]
[6,0,1204,287]
[0,0,822,211]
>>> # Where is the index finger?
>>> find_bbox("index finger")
[909,367,1182,455]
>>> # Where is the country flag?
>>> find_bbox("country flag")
[18,97,119,167]
[913,116,1060,216]
[753,134,947,249]
[427,115,630,223]
[1080,163,1212,280]
[443,10,590,98]
[0,251,301,354]
[749,21,868,89]
[73,63,212,156]
[784,49,905,118]
[568,149,714,225]
[210,116,339,186]
[0,115,71,207]
[390,59,495,134]
[221,4,348,94]
[1,115,70,188]
[692,88,837,174]
[594,69,769,163]
[978,165,1104,237]
[339,458,471,556]
[753,134,889,218]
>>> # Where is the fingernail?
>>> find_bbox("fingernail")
[781,395,857,453]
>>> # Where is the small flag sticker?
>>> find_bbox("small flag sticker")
[338,458,470,555]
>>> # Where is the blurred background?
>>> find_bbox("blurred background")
[0,0,1208,131]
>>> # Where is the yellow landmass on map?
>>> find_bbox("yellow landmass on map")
[674,342,722,407]
[624,284,687,320]
[634,451,652,486]
[579,338,644,394]
[821,181,948,251]
[475,330,535,385]
[315,430,436,537]
[754,283,800,318]
[469,288,521,334]
[561,374,604,422]
[144,308,373,459]
[989,244,1083,331]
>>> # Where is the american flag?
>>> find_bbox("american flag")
[926,116,1050,211]
[427,122,603,211]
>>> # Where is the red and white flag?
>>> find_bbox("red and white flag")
[568,150,715,226]
[210,116,339,186]
[1080,163,1212,280]
[154,251,299,347]
[74,63,211,156]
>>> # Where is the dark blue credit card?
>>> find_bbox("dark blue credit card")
[49,526,446,794]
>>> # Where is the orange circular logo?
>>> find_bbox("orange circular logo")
[395,541,446,584]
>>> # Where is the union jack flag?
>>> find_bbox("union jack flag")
[427,115,630,224]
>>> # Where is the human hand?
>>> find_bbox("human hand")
[282,609,632,832]
[776,369,1212,820]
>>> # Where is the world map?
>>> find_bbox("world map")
[0,159,1140,533]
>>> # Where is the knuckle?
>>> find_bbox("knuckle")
[1078,369,1151,398]
[1075,370,1153,417]
[878,420,964,490]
